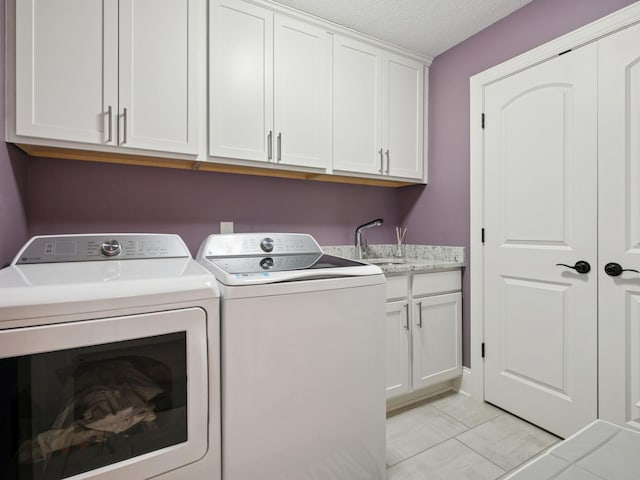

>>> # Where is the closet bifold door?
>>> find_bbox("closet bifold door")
[483,44,598,438]
[598,21,640,432]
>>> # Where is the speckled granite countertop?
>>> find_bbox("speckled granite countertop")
[321,244,465,275]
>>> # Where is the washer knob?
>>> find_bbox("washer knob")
[260,257,274,270]
[101,239,121,257]
[260,237,275,253]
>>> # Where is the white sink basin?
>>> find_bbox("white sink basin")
[365,257,406,265]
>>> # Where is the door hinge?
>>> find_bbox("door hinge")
[558,48,572,56]
[481,228,485,244]
[481,342,485,358]
[481,113,485,129]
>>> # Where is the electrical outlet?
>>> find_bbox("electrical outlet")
[220,222,234,234]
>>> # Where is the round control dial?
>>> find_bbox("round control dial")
[260,257,274,270]
[260,237,275,253]
[101,239,122,257]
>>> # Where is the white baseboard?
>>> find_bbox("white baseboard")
[454,367,475,398]
[386,380,457,413]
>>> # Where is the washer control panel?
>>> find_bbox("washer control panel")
[202,233,322,258]
[15,234,190,264]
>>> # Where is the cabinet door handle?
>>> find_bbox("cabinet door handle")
[106,105,113,143]
[121,107,128,145]
[417,301,422,328]
[403,304,409,330]
[277,132,282,162]
[378,148,384,173]
[267,131,273,161]
[385,149,390,174]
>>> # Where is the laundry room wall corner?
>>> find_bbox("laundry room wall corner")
[0,3,29,268]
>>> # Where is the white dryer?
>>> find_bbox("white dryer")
[0,234,220,480]
[197,233,386,479]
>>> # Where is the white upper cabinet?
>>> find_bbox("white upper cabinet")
[8,0,427,184]
[333,35,424,180]
[209,0,273,162]
[273,16,329,169]
[14,0,117,144]
[118,0,202,154]
[332,36,384,175]
[210,0,329,169]
[384,54,424,179]
[12,0,202,155]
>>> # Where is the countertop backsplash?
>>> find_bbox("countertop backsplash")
[322,244,464,263]
[321,244,465,274]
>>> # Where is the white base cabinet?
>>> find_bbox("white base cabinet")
[385,270,462,400]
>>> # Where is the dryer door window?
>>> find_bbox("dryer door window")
[0,308,208,480]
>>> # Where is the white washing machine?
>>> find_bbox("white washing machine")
[0,234,220,480]
[196,233,386,480]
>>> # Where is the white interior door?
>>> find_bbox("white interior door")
[483,44,598,438]
[273,15,329,169]
[598,22,640,431]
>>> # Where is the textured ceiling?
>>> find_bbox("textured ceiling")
[272,0,533,59]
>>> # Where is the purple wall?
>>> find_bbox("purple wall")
[407,0,639,366]
[0,3,29,267]
[27,158,403,254]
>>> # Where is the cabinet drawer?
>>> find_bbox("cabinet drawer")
[386,275,409,300]
[412,270,461,297]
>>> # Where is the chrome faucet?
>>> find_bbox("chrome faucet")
[355,218,384,259]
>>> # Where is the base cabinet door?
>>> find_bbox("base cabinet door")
[385,300,410,399]
[412,293,462,391]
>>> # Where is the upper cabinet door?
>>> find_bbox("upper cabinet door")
[273,16,329,169]
[332,35,383,175]
[14,0,118,144]
[119,0,203,155]
[384,54,424,179]
[209,0,274,162]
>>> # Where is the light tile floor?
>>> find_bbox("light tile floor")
[387,391,560,479]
